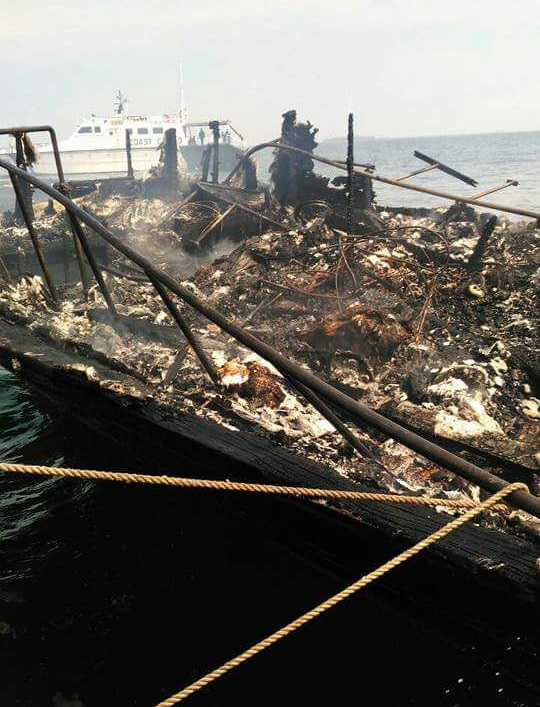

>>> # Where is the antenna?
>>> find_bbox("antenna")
[179,63,186,121]
[114,90,129,116]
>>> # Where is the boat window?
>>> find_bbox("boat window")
[77,126,92,134]
[94,126,101,133]
[152,127,163,134]
[137,127,149,135]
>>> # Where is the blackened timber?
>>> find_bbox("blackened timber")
[468,216,498,272]
[187,203,236,249]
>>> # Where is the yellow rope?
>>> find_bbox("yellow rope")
[0,462,511,510]
[154,482,527,706]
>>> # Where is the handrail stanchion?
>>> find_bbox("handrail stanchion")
[68,216,116,313]
[8,173,59,303]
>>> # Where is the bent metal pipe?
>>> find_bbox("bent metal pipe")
[1,157,539,518]
[224,140,540,221]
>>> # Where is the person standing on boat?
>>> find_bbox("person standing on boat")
[198,128,205,145]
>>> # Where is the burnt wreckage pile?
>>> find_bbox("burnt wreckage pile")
[0,113,539,595]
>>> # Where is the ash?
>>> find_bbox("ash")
[1,186,538,539]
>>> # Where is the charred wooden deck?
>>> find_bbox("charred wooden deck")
[0,316,538,607]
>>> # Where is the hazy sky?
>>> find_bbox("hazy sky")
[1,0,538,144]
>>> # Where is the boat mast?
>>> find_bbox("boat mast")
[114,90,129,117]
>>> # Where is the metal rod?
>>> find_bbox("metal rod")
[65,211,90,299]
[0,255,12,282]
[2,161,539,518]
[8,173,59,302]
[413,151,478,187]
[13,134,34,223]
[346,113,354,234]
[470,180,519,201]
[68,217,116,313]
[333,160,375,171]
[209,120,220,184]
[190,203,236,248]
[196,183,288,231]
[156,189,199,229]
[125,129,134,180]
[148,275,220,385]
[3,125,91,294]
[97,262,147,282]
[394,163,439,182]
[0,125,66,185]
[224,141,539,220]
[283,372,375,459]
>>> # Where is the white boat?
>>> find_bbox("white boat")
[5,81,244,178]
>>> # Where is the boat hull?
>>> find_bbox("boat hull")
[32,144,243,177]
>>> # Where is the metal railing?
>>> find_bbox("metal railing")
[224,140,540,221]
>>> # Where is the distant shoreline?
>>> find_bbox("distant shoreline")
[321,129,540,144]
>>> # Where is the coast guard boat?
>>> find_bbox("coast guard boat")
[30,87,245,177]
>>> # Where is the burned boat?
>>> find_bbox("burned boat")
[0,113,539,612]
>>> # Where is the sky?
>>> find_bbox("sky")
[0,0,538,145]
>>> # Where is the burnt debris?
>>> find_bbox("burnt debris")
[0,113,539,548]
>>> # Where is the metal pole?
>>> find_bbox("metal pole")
[191,203,236,248]
[2,161,539,518]
[282,372,375,459]
[65,211,90,299]
[125,129,134,179]
[209,120,220,184]
[13,134,34,223]
[346,113,354,234]
[148,275,219,385]
[394,164,440,181]
[8,173,58,302]
[68,216,116,313]
[470,180,519,201]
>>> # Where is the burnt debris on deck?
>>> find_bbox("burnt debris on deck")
[0,112,539,600]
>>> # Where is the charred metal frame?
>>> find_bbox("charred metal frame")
[0,125,105,302]
[224,141,539,221]
[1,157,539,518]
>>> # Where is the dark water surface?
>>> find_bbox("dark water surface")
[0,367,538,707]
